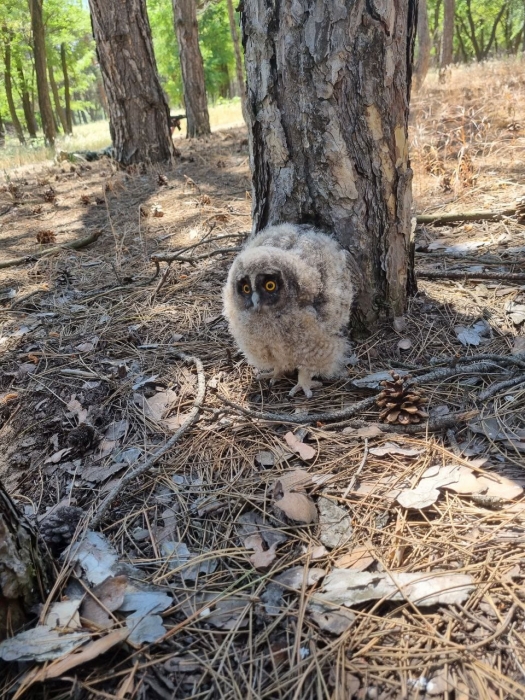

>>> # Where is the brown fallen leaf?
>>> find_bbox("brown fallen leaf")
[273,566,326,590]
[273,491,318,523]
[309,606,356,635]
[369,442,423,457]
[476,474,523,500]
[244,534,278,569]
[81,575,128,628]
[334,545,375,571]
[274,468,312,493]
[283,431,316,461]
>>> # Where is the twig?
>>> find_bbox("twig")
[217,363,496,425]
[418,269,525,282]
[326,410,478,433]
[446,428,462,457]
[466,604,516,652]
[91,353,206,527]
[0,229,103,270]
[342,439,369,498]
[151,246,240,265]
[478,374,525,401]
[429,353,525,370]
[416,207,518,226]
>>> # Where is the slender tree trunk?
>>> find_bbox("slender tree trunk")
[29,0,55,145]
[48,59,68,133]
[0,482,49,640]
[241,0,417,321]
[440,0,455,76]
[0,113,5,147]
[414,0,431,90]
[3,42,25,144]
[172,0,211,138]
[88,0,176,164]
[15,57,38,138]
[60,43,73,134]
[226,0,247,122]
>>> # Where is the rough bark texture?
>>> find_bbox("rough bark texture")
[3,41,25,144]
[16,57,38,138]
[414,0,431,90]
[30,0,56,145]
[440,0,455,72]
[48,60,68,133]
[0,482,48,640]
[172,0,211,138]
[0,113,5,147]
[241,0,417,321]
[60,43,73,134]
[226,0,248,121]
[89,0,176,164]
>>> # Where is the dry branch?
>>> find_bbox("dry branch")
[91,353,206,527]
[418,269,525,282]
[0,229,102,269]
[416,207,518,226]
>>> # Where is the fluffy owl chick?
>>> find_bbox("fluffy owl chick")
[223,224,354,398]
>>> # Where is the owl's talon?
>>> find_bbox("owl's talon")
[289,380,322,398]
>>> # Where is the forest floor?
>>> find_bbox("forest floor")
[1,59,525,699]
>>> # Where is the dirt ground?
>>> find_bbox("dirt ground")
[1,60,525,699]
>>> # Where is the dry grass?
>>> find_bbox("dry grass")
[0,61,525,699]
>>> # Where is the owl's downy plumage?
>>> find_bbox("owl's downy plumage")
[223,224,355,398]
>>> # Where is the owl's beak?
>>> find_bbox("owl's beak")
[251,291,260,310]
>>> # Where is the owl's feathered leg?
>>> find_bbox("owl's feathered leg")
[256,368,285,384]
[289,369,322,399]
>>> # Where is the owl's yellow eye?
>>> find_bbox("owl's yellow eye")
[265,280,276,292]
[242,283,251,294]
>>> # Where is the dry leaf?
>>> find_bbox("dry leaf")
[476,474,523,500]
[244,534,278,569]
[318,497,353,549]
[45,600,82,631]
[274,491,318,523]
[44,447,71,464]
[357,425,383,438]
[284,431,316,461]
[67,531,119,585]
[397,487,440,509]
[393,316,407,332]
[312,570,475,608]
[274,468,312,493]
[369,442,423,457]
[0,626,88,662]
[512,337,525,355]
[334,545,374,571]
[67,395,88,423]
[81,575,128,628]
[309,606,356,635]
[273,566,326,590]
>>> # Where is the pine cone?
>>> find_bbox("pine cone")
[40,506,84,554]
[376,372,428,425]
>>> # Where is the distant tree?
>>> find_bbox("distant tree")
[0,113,5,147]
[414,0,431,89]
[60,43,73,134]
[30,0,56,145]
[2,36,26,143]
[439,0,455,76]
[226,0,246,109]
[172,0,211,137]
[15,55,38,138]
[241,0,417,321]
[88,0,176,164]
[48,57,68,133]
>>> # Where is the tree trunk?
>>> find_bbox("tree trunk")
[226,0,247,122]
[414,0,431,90]
[30,0,55,145]
[0,482,49,640]
[440,0,455,75]
[88,0,176,164]
[241,0,417,322]
[60,43,73,134]
[0,113,5,147]
[15,57,38,138]
[172,0,211,138]
[3,41,25,144]
[47,59,68,133]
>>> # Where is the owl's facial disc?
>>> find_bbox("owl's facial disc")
[236,273,282,311]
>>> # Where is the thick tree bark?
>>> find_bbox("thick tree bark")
[0,482,48,640]
[30,0,55,146]
[440,0,455,74]
[226,0,247,122]
[88,0,176,164]
[0,113,5,147]
[414,0,431,90]
[172,0,211,138]
[241,0,417,321]
[48,59,68,133]
[3,41,25,144]
[15,57,38,138]
[60,43,73,134]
